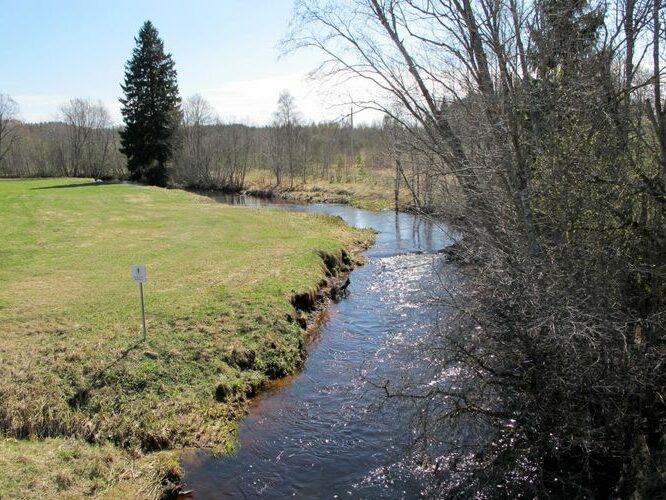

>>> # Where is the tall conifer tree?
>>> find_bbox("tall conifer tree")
[120,21,181,186]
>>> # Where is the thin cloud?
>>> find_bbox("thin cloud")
[200,72,383,125]
[11,73,384,126]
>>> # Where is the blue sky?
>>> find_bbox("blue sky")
[0,0,370,124]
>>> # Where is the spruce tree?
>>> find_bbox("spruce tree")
[119,21,181,186]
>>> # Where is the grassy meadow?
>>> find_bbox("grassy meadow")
[0,178,373,497]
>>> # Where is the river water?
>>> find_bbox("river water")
[182,195,458,498]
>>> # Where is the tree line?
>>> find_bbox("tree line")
[0,90,396,189]
[0,21,393,191]
[0,96,125,179]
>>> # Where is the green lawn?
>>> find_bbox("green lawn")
[0,178,372,497]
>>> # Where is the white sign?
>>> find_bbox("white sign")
[131,264,147,284]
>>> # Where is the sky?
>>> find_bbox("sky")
[0,0,378,125]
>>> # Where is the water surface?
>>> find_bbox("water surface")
[182,194,457,497]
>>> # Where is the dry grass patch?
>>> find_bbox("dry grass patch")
[244,167,412,211]
[0,437,180,499]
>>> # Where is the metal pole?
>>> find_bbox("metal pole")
[139,282,147,340]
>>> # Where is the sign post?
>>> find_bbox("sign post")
[131,265,147,340]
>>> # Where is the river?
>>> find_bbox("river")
[182,195,458,498]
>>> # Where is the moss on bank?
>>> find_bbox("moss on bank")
[0,178,373,497]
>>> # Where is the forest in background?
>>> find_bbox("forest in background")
[0,93,439,210]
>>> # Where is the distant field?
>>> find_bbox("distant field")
[0,178,372,497]
[244,167,413,211]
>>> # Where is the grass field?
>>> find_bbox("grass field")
[0,178,373,497]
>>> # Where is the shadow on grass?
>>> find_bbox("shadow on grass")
[91,338,145,385]
[69,338,146,409]
[31,181,117,190]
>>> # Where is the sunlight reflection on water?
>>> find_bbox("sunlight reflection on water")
[182,195,461,498]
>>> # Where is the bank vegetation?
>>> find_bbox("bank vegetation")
[287,0,665,497]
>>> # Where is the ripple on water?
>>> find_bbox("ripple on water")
[182,197,462,497]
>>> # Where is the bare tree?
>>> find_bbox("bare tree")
[58,98,114,177]
[271,90,302,187]
[214,123,253,190]
[180,94,216,185]
[87,104,115,179]
[287,0,666,496]
[0,94,21,171]
[286,0,540,253]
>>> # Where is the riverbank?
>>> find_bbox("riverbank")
[0,178,373,497]
[246,183,406,212]
[237,168,415,212]
[181,195,457,496]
